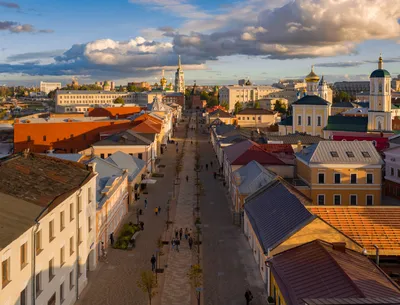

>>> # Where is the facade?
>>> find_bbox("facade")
[95,81,115,91]
[236,108,279,127]
[0,153,97,305]
[174,55,185,93]
[40,81,61,94]
[331,101,358,115]
[207,108,236,125]
[162,92,185,109]
[383,146,400,200]
[333,81,370,96]
[87,106,142,119]
[258,98,288,111]
[295,141,383,205]
[218,85,283,111]
[127,82,151,90]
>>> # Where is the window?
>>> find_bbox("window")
[138,153,143,160]
[350,195,357,206]
[367,173,373,184]
[27,136,31,141]
[88,187,92,204]
[297,116,302,126]
[317,116,321,126]
[317,195,325,205]
[35,230,42,255]
[48,293,56,305]
[100,153,105,159]
[20,288,27,305]
[60,247,65,266]
[334,173,341,184]
[49,220,55,242]
[2,258,10,287]
[78,196,82,213]
[129,153,133,156]
[70,236,74,255]
[307,116,311,126]
[88,217,92,232]
[60,282,65,303]
[247,117,250,120]
[334,195,341,205]
[43,135,47,141]
[366,195,373,206]
[78,227,83,245]
[391,167,394,176]
[330,151,339,158]
[35,272,42,296]
[70,202,74,221]
[60,211,65,231]
[346,151,355,158]
[361,151,370,158]
[69,270,74,290]
[83,134,86,140]
[258,116,261,121]
[20,243,28,269]
[350,174,357,184]
[398,169,400,178]
[49,259,55,281]
[318,173,325,184]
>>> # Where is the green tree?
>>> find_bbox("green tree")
[48,90,57,100]
[207,96,218,107]
[114,97,125,105]
[127,85,138,92]
[137,271,158,305]
[273,99,287,114]
[220,101,229,111]
[333,91,354,103]
[254,101,260,109]
[234,102,243,114]
[200,91,209,102]
[188,264,203,305]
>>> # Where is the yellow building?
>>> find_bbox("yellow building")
[295,140,383,205]
[236,108,279,127]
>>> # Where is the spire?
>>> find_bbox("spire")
[162,69,165,77]
[378,53,383,70]
[311,65,314,72]
[178,55,181,69]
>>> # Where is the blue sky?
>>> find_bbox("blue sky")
[1,0,400,86]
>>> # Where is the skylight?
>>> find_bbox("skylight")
[361,151,370,158]
[346,151,355,158]
[330,151,339,157]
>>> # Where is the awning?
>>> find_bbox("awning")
[141,179,157,184]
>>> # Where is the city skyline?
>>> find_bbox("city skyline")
[1,0,400,86]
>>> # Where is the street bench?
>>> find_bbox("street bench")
[127,231,141,250]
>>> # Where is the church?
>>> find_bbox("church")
[279,56,393,139]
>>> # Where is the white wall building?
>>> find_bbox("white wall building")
[40,82,62,95]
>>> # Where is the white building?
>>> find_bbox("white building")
[0,153,97,305]
[174,55,185,93]
[40,82,62,94]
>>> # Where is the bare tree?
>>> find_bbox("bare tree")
[137,271,158,305]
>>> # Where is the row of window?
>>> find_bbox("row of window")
[318,173,374,184]
[100,152,142,160]
[317,194,374,205]
[389,167,400,178]
[237,116,262,121]
[297,115,322,127]
[60,95,125,99]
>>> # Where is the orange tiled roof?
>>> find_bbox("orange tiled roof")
[308,206,400,256]
[134,113,162,124]
[131,120,161,133]
[88,107,142,118]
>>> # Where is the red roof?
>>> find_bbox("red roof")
[270,240,400,305]
[133,113,162,125]
[260,144,294,154]
[131,120,161,133]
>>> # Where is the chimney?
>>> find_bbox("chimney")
[23,148,30,159]
[332,242,346,253]
[297,140,302,153]
[87,162,97,173]
[373,245,380,266]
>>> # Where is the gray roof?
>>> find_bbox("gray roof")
[266,134,324,145]
[296,141,383,165]
[244,181,315,253]
[219,134,247,144]
[292,95,329,106]
[303,298,400,305]
[106,151,146,182]
[93,130,155,146]
[57,90,128,95]
[214,124,236,136]
[331,101,358,108]
[233,161,277,195]
[44,153,83,162]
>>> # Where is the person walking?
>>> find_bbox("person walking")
[179,228,183,240]
[210,161,213,167]
[140,221,144,231]
[175,228,179,239]
[214,172,217,179]
[110,232,114,246]
[245,289,253,305]
[186,175,189,182]
[151,254,157,272]
[154,207,158,216]
[205,163,208,171]
[188,236,193,250]
[171,238,176,251]
[176,239,180,252]
[158,205,161,213]
[184,228,188,240]
[144,198,148,209]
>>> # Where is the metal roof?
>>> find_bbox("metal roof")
[303,297,400,305]
[106,151,145,182]
[94,130,155,146]
[325,116,368,132]
[266,134,324,145]
[296,141,383,165]
[292,95,329,106]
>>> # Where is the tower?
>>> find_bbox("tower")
[160,69,167,90]
[318,75,329,102]
[305,66,320,95]
[368,55,392,132]
[174,55,185,93]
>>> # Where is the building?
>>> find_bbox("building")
[331,101,359,115]
[55,90,137,113]
[0,153,97,305]
[333,81,370,96]
[95,81,116,91]
[40,81,61,94]
[383,146,400,200]
[295,141,383,205]
[87,106,142,119]
[207,108,236,125]
[218,85,283,112]
[127,82,151,91]
[174,55,185,93]
[258,98,288,111]
[162,92,185,109]
[332,132,390,152]
[236,108,279,127]
[268,240,400,305]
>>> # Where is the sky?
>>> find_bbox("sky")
[1,0,400,86]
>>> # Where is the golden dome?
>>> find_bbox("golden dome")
[305,65,320,82]
[160,77,167,86]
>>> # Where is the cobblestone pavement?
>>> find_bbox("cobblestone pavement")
[198,131,268,305]
[76,126,184,305]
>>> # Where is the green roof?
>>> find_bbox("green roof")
[370,69,391,78]
[324,116,368,132]
[292,95,329,106]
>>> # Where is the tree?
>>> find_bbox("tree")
[200,91,209,102]
[137,271,158,305]
[207,96,218,108]
[273,99,287,114]
[114,97,125,105]
[188,264,203,305]
[234,102,243,114]
[254,101,260,109]
[220,101,229,111]
[333,91,354,103]
[48,89,57,100]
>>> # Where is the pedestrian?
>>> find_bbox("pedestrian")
[175,228,179,239]
[151,254,157,272]
[176,148,179,153]
[210,161,213,167]
[214,172,217,179]
[186,175,189,182]
[158,205,161,213]
[171,238,176,251]
[184,228,188,240]
[176,239,180,252]
[189,228,193,237]
[188,236,193,250]
[245,289,253,305]
[139,208,143,215]
[140,221,144,231]
[144,198,148,209]
[206,163,208,170]
[154,207,158,215]
[110,232,114,246]
[179,228,183,240]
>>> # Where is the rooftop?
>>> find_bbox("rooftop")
[131,120,162,133]
[265,133,324,145]
[292,95,330,106]
[295,141,383,165]
[331,101,358,108]
[237,108,275,115]
[308,206,400,255]
[16,116,119,124]
[106,151,145,182]
[325,116,368,132]
[209,108,234,118]
[270,240,400,305]
[93,130,155,146]
[57,90,131,95]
